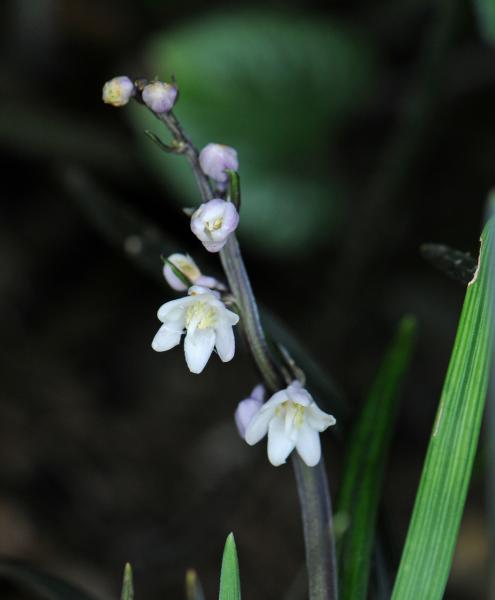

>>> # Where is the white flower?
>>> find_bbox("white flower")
[163,253,222,292]
[102,76,135,107]
[199,143,239,184]
[151,285,239,374]
[142,81,178,113]
[234,384,265,438]
[244,381,336,467]
[190,199,239,253]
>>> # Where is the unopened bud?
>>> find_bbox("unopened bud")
[163,253,219,292]
[142,81,178,114]
[102,76,135,107]
[199,143,238,184]
[190,199,239,253]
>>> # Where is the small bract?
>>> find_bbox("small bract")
[102,76,135,107]
[190,199,239,253]
[164,253,219,292]
[142,81,178,114]
[244,381,336,467]
[152,285,239,374]
[199,143,239,184]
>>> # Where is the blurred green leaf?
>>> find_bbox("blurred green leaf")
[121,563,134,600]
[391,217,495,599]
[219,533,241,600]
[186,569,205,600]
[0,560,97,600]
[337,316,417,600]
[474,0,495,44]
[130,11,379,256]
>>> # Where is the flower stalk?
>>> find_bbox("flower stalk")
[137,83,338,599]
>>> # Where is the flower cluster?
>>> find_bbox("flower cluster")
[102,75,336,468]
[236,382,336,467]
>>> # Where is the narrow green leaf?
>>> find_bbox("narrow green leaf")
[218,533,241,600]
[337,316,417,600]
[162,256,194,288]
[0,559,97,600]
[186,568,205,600]
[392,217,495,599]
[474,0,495,44]
[121,563,134,600]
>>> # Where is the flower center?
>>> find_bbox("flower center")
[275,401,306,428]
[185,301,217,329]
[205,217,223,232]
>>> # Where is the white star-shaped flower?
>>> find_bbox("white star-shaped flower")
[244,381,336,467]
[152,285,239,373]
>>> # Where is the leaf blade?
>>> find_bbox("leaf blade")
[218,533,241,600]
[337,316,417,600]
[391,218,495,599]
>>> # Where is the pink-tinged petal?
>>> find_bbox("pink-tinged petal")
[245,405,275,445]
[267,417,296,466]
[235,398,262,439]
[199,144,238,183]
[306,404,336,432]
[215,322,236,362]
[287,381,312,406]
[196,275,218,289]
[250,384,265,403]
[221,202,240,234]
[184,328,216,374]
[151,322,183,352]
[203,240,227,253]
[295,423,322,467]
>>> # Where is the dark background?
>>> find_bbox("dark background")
[0,0,494,598]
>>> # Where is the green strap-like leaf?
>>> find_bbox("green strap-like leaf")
[218,533,241,600]
[392,217,495,599]
[337,316,417,600]
[0,559,97,600]
[121,563,134,600]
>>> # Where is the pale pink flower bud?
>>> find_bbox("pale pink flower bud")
[102,76,135,107]
[142,81,178,114]
[235,385,265,439]
[199,143,239,184]
[190,199,239,253]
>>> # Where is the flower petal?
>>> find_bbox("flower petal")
[267,417,296,466]
[295,422,322,467]
[245,405,275,445]
[235,398,262,439]
[306,404,336,432]
[184,328,215,374]
[215,322,236,362]
[157,297,191,322]
[250,384,265,403]
[151,322,183,352]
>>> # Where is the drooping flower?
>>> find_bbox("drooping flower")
[142,81,178,114]
[244,381,336,467]
[234,384,265,438]
[102,76,135,107]
[199,143,239,184]
[163,253,222,292]
[151,285,239,374]
[190,199,239,253]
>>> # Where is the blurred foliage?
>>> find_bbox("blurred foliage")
[129,10,379,256]
[474,0,495,44]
